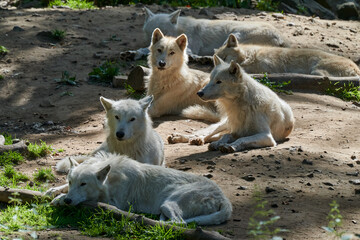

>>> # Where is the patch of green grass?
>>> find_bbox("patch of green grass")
[27,140,53,160]
[326,81,360,102]
[0,201,190,239]
[4,165,29,182]
[0,151,24,166]
[124,83,145,100]
[33,167,56,182]
[55,71,78,88]
[0,75,4,80]
[1,132,14,145]
[255,0,279,12]
[51,29,66,41]
[88,60,120,84]
[48,0,95,9]
[248,189,288,239]
[0,46,8,55]
[255,73,292,94]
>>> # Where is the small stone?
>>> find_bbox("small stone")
[271,203,278,208]
[347,163,354,168]
[328,187,335,190]
[326,43,340,48]
[178,167,192,171]
[13,26,25,32]
[355,189,360,195]
[272,13,285,19]
[265,187,276,193]
[351,155,357,160]
[302,159,313,165]
[307,173,314,178]
[346,171,359,177]
[306,182,312,186]
[112,75,127,88]
[203,160,216,165]
[287,22,295,26]
[207,165,215,170]
[242,175,255,181]
[352,220,357,224]
[349,179,360,185]
[237,186,247,190]
[203,173,213,179]
[323,182,334,186]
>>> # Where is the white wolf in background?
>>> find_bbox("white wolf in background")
[215,33,360,76]
[51,151,232,226]
[168,55,295,153]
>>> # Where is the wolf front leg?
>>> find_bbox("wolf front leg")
[219,131,276,153]
[44,183,69,197]
[208,133,235,151]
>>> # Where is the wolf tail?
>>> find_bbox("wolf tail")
[55,155,90,173]
[183,199,232,225]
[181,105,220,123]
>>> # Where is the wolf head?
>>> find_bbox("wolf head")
[143,7,181,45]
[197,55,245,101]
[148,28,188,71]
[100,96,153,142]
[63,160,111,206]
[215,34,246,64]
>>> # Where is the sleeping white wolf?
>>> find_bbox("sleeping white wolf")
[50,152,232,225]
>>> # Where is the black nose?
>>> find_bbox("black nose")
[116,131,125,139]
[197,91,204,98]
[64,198,72,204]
[158,60,166,67]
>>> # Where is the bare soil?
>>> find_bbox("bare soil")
[0,4,360,240]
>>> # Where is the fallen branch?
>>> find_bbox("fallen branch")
[250,73,360,92]
[0,187,45,204]
[82,202,232,240]
[0,140,28,154]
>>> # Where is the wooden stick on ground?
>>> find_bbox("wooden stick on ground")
[0,140,29,154]
[0,188,232,240]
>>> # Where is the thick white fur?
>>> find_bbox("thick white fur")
[146,28,219,122]
[216,34,360,76]
[56,96,164,173]
[168,55,295,153]
[143,8,289,56]
[50,152,232,225]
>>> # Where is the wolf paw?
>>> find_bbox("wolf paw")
[50,193,67,206]
[120,50,136,61]
[219,144,236,153]
[44,187,62,197]
[167,133,188,144]
[208,142,219,151]
[189,137,204,145]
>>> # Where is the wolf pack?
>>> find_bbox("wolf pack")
[46,7,360,227]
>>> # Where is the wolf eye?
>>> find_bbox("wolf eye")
[157,49,162,53]
[216,80,222,84]
[115,115,119,120]
[80,182,86,186]
[169,51,175,55]
[130,117,136,122]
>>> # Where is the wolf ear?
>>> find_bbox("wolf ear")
[169,9,181,25]
[144,7,154,23]
[176,34,187,52]
[226,34,238,48]
[100,96,114,112]
[69,157,79,169]
[96,164,111,183]
[229,60,242,79]
[213,54,224,66]
[139,95,153,110]
[152,28,164,45]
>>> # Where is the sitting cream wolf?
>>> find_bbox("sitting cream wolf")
[51,152,232,225]
[168,55,294,153]
[146,28,219,122]
[216,34,360,76]
[56,96,164,173]
[143,8,289,56]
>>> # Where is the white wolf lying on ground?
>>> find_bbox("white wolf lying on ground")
[168,55,295,153]
[56,96,164,173]
[51,151,232,225]
[121,8,289,60]
[144,8,289,56]
[146,28,219,122]
[215,34,360,76]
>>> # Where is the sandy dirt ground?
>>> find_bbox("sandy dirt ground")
[0,4,360,240]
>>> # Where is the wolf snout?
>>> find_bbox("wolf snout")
[158,60,166,68]
[64,198,72,205]
[197,91,204,98]
[116,131,125,140]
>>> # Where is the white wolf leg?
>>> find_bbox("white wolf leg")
[219,131,276,153]
[160,201,186,224]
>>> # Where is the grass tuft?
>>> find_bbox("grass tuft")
[55,71,78,87]
[27,140,53,160]
[33,167,56,182]
[88,60,120,84]
[0,151,24,166]
[51,29,66,41]
[326,81,360,102]
[48,0,95,9]
[255,73,292,94]
[0,45,9,55]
